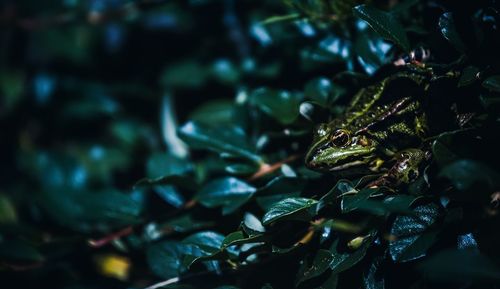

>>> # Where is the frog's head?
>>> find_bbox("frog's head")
[305,123,378,172]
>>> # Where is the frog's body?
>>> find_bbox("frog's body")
[305,65,434,185]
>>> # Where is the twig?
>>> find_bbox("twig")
[247,154,300,181]
[88,226,133,248]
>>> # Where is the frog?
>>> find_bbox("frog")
[305,64,434,186]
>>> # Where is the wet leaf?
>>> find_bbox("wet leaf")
[389,203,440,262]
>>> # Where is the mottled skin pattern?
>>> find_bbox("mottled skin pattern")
[305,65,433,187]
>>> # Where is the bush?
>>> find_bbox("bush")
[1,1,499,289]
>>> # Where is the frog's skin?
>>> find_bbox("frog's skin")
[305,65,433,181]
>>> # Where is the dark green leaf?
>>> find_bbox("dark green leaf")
[183,231,225,253]
[329,237,372,273]
[225,163,258,175]
[299,249,334,283]
[389,203,440,262]
[189,99,236,125]
[196,177,257,214]
[458,66,479,87]
[304,77,337,106]
[179,121,262,164]
[0,240,44,263]
[363,257,385,289]
[438,12,466,53]
[341,187,378,213]
[439,159,500,192]
[418,249,500,282]
[353,5,410,51]
[482,75,500,92]
[315,272,338,289]
[262,197,318,225]
[250,88,302,125]
[147,242,202,279]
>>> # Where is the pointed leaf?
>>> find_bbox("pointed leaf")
[353,5,410,52]
[262,197,318,225]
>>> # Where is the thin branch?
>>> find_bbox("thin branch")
[247,154,300,181]
[88,226,133,248]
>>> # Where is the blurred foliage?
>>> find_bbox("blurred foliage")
[0,0,500,289]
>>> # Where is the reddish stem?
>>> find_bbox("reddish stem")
[88,226,133,248]
[247,154,300,181]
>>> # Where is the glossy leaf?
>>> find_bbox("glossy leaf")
[196,177,257,214]
[262,197,318,225]
[147,242,202,279]
[179,121,262,164]
[389,203,440,262]
[298,249,333,283]
[353,5,410,52]
[329,237,372,273]
[438,13,466,53]
[341,187,378,213]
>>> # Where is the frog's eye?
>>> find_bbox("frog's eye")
[330,129,350,147]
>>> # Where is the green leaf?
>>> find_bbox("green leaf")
[482,75,500,92]
[262,197,318,225]
[458,66,479,87]
[225,163,258,175]
[242,212,265,235]
[196,177,257,214]
[250,88,302,125]
[0,240,44,263]
[318,180,357,211]
[134,175,198,191]
[221,231,266,248]
[345,195,419,216]
[353,5,410,52]
[389,203,440,262]
[418,249,500,282]
[304,77,338,106]
[439,159,500,192]
[363,257,385,289]
[183,231,225,253]
[438,12,466,53]
[178,121,262,164]
[341,187,378,213]
[189,99,236,125]
[147,241,202,279]
[299,249,334,283]
[315,272,338,289]
[431,130,478,167]
[329,237,372,274]
[256,192,301,211]
[40,189,142,233]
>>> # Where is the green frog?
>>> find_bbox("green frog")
[305,64,434,186]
